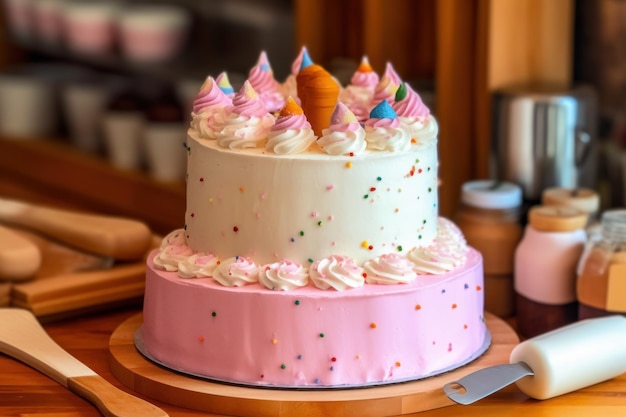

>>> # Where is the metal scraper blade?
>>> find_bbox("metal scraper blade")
[443,362,534,405]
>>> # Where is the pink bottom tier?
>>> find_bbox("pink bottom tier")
[140,249,487,388]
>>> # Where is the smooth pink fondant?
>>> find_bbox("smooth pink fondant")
[141,249,486,387]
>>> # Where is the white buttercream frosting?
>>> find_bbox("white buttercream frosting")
[177,253,220,278]
[258,260,309,291]
[364,120,412,152]
[212,256,259,286]
[407,217,469,274]
[363,253,417,284]
[309,255,365,291]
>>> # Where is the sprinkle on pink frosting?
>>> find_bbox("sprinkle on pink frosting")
[393,83,431,119]
[192,77,233,114]
[232,81,270,117]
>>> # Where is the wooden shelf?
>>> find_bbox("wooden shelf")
[0,138,185,236]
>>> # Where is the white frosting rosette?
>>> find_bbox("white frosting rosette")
[364,100,412,152]
[266,128,316,154]
[309,255,365,291]
[400,116,438,147]
[407,217,469,274]
[266,97,316,154]
[364,121,412,152]
[212,256,259,287]
[258,260,309,291]
[177,253,220,278]
[153,229,193,272]
[218,113,274,149]
[318,102,367,156]
[191,109,230,140]
[217,80,275,149]
[363,253,417,284]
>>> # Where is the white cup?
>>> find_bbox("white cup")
[61,0,118,55]
[62,82,110,152]
[143,122,187,182]
[102,111,145,170]
[3,0,36,41]
[0,74,56,138]
[117,5,190,63]
[32,0,64,43]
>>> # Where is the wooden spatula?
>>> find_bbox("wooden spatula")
[0,197,152,261]
[0,308,168,417]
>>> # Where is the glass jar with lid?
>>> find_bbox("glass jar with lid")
[455,180,523,317]
[577,209,626,319]
[514,205,588,338]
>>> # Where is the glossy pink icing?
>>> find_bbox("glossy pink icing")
[393,83,430,119]
[271,112,310,131]
[372,62,402,104]
[248,51,285,112]
[141,248,486,387]
[192,76,233,114]
[350,56,379,88]
[327,102,360,133]
[231,80,269,117]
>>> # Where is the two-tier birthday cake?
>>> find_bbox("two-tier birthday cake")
[139,48,487,388]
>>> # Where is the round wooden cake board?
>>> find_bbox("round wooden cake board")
[109,313,518,417]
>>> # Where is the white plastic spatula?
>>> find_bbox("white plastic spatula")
[444,315,626,404]
[0,308,168,417]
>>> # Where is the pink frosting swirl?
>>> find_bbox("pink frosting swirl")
[363,253,417,284]
[271,112,310,131]
[372,62,401,104]
[351,70,379,89]
[231,81,271,118]
[364,117,401,129]
[392,83,430,119]
[192,77,233,115]
[248,52,285,113]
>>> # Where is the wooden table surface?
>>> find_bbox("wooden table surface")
[1,306,626,417]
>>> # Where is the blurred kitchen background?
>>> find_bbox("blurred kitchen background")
[0,0,624,235]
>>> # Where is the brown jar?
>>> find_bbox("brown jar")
[577,209,626,319]
[455,180,523,317]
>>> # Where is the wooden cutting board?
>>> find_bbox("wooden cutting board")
[109,313,518,417]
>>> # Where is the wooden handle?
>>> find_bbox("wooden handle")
[0,225,41,281]
[0,198,152,261]
[69,375,168,417]
[0,308,168,417]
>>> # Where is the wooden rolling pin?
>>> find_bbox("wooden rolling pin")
[0,197,152,261]
[0,225,41,281]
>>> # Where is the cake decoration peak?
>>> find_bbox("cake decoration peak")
[291,46,308,75]
[395,83,408,102]
[300,49,313,71]
[216,72,235,95]
[279,96,304,117]
[357,56,374,73]
[257,50,272,73]
[331,102,358,124]
[370,100,397,119]
[240,80,259,100]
